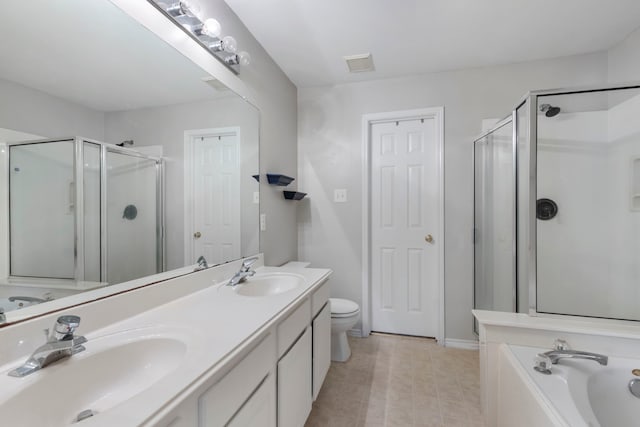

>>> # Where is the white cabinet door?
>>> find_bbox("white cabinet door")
[277,326,312,427]
[228,372,276,427]
[312,303,331,400]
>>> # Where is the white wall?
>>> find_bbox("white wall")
[608,26,640,83]
[298,52,608,341]
[198,0,299,267]
[0,77,104,140]
[536,112,612,316]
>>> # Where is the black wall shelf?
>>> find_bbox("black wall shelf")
[266,174,295,186]
[283,191,307,200]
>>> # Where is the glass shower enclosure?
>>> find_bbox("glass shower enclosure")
[475,82,640,324]
[473,117,516,316]
[9,137,164,289]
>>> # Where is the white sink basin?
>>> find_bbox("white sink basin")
[235,273,305,297]
[0,328,190,426]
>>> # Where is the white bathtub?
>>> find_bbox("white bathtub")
[507,344,640,427]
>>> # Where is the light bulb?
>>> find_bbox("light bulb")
[202,18,221,38]
[180,0,201,19]
[222,36,237,53]
[237,51,251,66]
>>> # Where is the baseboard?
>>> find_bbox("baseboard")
[347,328,363,338]
[444,338,479,350]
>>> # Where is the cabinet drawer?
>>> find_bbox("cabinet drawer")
[198,333,276,426]
[277,299,311,358]
[277,326,312,427]
[311,280,330,317]
[228,371,276,427]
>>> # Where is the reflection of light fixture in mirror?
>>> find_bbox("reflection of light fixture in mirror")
[225,51,251,66]
[210,36,237,53]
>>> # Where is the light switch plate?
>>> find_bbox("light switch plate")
[334,189,347,203]
[260,213,266,231]
[253,191,260,204]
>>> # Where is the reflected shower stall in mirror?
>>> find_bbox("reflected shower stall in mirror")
[7,138,163,289]
[0,0,260,323]
[474,82,640,324]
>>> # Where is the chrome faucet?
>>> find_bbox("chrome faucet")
[194,255,209,271]
[8,315,87,377]
[227,257,259,287]
[534,340,608,375]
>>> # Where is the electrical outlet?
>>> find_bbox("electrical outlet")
[260,213,266,231]
[334,189,347,203]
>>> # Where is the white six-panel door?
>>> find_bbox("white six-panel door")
[192,133,241,265]
[370,118,439,337]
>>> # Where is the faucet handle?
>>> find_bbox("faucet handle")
[553,339,570,351]
[242,257,259,270]
[534,354,553,375]
[53,315,81,340]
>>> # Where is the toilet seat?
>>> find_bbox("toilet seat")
[330,298,359,318]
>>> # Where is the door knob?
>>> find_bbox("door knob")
[425,234,434,243]
[194,231,202,239]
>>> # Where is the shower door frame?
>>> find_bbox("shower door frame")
[6,137,78,284]
[5,137,164,288]
[521,82,640,318]
[101,144,165,285]
[472,114,517,334]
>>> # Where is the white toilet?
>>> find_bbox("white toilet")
[329,298,360,362]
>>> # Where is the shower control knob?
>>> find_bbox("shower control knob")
[194,231,202,239]
[425,234,434,243]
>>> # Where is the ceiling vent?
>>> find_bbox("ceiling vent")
[344,53,374,73]
[201,76,230,91]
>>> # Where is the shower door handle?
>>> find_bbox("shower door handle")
[194,231,202,239]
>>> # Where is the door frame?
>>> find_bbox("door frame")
[361,107,445,344]
[183,126,241,265]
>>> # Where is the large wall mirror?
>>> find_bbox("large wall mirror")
[0,0,260,324]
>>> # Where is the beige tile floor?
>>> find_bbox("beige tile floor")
[305,333,484,427]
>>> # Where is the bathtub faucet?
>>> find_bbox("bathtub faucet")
[534,349,608,374]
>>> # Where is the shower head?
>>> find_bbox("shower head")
[539,104,561,117]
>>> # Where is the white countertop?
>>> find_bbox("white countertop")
[473,309,640,340]
[0,265,332,426]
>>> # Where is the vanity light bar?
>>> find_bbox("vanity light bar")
[148,0,251,74]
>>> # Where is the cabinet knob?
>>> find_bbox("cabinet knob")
[194,231,202,239]
[425,234,434,243]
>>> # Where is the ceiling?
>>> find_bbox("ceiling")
[225,0,640,87]
[0,0,223,112]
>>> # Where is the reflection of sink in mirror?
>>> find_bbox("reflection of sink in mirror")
[235,273,305,297]
[0,329,188,426]
[0,298,32,311]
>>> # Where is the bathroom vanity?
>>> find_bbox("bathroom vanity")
[0,257,332,426]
